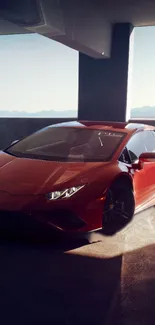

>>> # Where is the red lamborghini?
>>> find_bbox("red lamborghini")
[1,120,155,233]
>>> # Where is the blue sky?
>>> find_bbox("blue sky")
[0,34,78,113]
[0,27,154,114]
[130,26,155,108]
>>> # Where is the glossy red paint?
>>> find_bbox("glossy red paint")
[0,121,155,233]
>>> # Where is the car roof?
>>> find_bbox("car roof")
[50,120,155,133]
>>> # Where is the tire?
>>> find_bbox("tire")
[102,183,135,230]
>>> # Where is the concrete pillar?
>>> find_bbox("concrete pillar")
[78,23,133,122]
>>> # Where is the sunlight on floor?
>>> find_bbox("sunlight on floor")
[66,207,155,258]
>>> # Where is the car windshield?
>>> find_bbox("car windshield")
[5,126,126,162]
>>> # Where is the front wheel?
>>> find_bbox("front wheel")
[102,186,135,231]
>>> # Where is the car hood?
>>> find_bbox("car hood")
[0,152,110,195]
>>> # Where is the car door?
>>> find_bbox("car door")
[126,131,151,209]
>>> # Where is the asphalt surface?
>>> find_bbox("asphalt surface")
[1,208,155,325]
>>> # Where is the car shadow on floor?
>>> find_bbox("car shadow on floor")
[1,214,155,325]
[0,217,122,325]
[107,243,155,325]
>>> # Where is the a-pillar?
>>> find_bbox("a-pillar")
[78,23,133,122]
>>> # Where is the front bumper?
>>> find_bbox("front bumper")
[0,191,103,233]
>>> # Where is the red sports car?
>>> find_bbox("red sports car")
[1,120,155,233]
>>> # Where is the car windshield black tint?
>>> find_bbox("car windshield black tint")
[5,127,126,162]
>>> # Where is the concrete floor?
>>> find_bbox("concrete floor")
[0,208,155,325]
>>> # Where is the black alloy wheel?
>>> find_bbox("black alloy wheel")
[103,185,135,231]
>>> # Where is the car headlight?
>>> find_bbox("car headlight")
[46,185,85,200]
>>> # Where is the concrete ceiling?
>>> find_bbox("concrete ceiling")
[0,0,155,58]
[95,0,155,26]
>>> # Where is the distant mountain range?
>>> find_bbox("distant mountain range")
[0,110,77,118]
[0,106,154,118]
[130,106,155,118]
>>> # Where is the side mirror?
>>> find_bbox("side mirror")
[139,152,155,163]
[132,152,155,170]
[132,159,143,170]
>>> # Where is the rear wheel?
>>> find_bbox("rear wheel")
[102,183,135,231]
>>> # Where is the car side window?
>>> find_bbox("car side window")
[150,131,155,151]
[126,131,155,163]
[143,131,155,152]
[119,147,131,164]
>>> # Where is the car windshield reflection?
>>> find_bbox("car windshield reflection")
[5,127,126,162]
